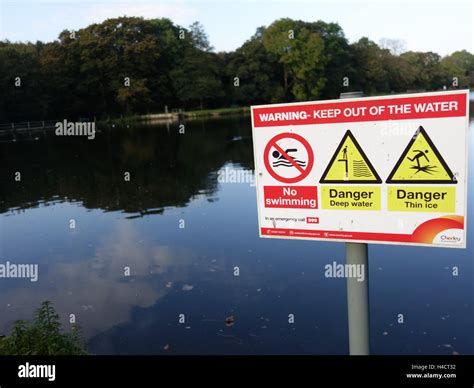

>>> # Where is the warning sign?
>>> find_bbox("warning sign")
[264,133,314,183]
[386,126,456,183]
[320,130,381,183]
[251,90,469,248]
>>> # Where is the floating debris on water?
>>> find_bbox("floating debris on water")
[225,315,235,327]
[182,284,194,291]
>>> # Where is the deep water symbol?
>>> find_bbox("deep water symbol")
[353,160,372,177]
[407,149,437,175]
[272,148,307,168]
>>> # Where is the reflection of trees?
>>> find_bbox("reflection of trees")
[0,117,253,215]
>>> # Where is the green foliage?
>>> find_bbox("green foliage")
[440,50,474,87]
[400,51,444,90]
[0,301,88,355]
[0,16,472,122]
[171,48,224,109]
[263,19,327,101]
[225,28,284,105]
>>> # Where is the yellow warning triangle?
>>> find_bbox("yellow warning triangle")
[386,126,456,184]
[320,130,381,183]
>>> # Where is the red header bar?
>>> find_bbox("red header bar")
[252,92,467,127]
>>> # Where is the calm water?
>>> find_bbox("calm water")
[0,113,472,355]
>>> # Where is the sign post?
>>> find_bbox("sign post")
[251,90,469,354]
[340,94,370,356]
[346,242,369,355]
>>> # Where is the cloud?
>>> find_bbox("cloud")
[85,1,198,26]
[0,222,195,338]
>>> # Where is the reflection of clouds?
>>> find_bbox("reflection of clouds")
[0,222,194,338]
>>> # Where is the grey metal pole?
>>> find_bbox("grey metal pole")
[346,242,370,355]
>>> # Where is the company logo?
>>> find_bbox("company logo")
[440,234,461,243]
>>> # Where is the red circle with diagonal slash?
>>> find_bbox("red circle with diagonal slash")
[264,132,314,183]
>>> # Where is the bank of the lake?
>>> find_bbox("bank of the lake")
[104,106,250,126]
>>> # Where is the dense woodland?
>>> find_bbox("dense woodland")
[0,17,473,122]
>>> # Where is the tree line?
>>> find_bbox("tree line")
[0,17,473,122]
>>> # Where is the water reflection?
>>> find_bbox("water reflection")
[0,116,254,215]
[0,114,472,355]
[0,221,198,338]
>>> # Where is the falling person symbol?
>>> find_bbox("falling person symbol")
[408,149,429,168]
[407,149,437,174]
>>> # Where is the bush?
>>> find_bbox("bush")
[0,301,88,355]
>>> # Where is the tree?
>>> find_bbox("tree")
[350,37,390,94]
[307,21,353,99]
[400,51,444,91]
[116,79,152,113]
[224,27,284,105]
[440,50,474,88]
[263,19,327,101]
[171,23,223,109]
[0,42,45,121]
[0,16,472,122]
[189,21,212,51]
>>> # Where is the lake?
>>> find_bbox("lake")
[0,111,472,355]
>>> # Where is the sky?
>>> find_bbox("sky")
[0,0,473,56]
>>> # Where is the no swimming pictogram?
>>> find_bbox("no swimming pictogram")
[264,133,314,183]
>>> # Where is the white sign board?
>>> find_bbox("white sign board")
[251,90,469,248]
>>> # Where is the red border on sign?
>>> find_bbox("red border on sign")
[253,92,467,127]
[264,133,314,183]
